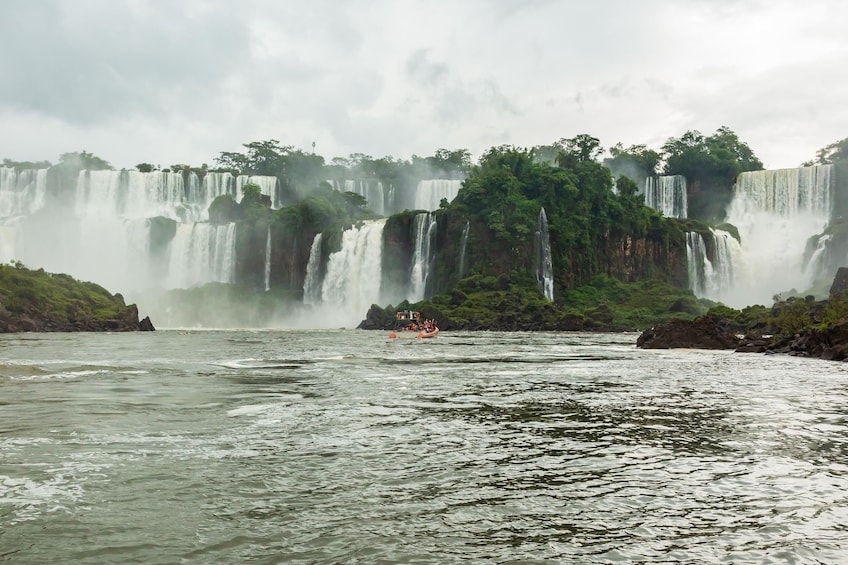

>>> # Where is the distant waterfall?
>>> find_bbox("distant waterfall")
[236,175,279,207]
[302,233,323,305]
[414,180,462,211]
[535,208,554,301]
[320,220,386,326]
[329,180,390,216]
[166,223,237,288]
[264,227,272,292]
[644,175,687,219]
[721,165,834,306]
[409,212,437,301]
[0,167,47,217]
[458,220,470,278]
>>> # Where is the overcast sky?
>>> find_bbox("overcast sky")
[1,0,846,170]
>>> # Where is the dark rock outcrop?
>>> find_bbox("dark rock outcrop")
[637,316,741,349]
[830,267,848,296]
[738,321,848,361]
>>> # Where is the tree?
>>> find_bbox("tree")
[604,143,660,187]
[556,134,603,168]
[57,150,111,171]
[807,137,848,165]
[662,126,763,221]
[136,163,155,173]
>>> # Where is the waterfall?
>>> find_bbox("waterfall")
[644,175,687,219]
[413,179,462,211]
[686,229,742,302]
[535,208,554,301]
[720,165,834,306]
[302,233,323,305]
[319,220,385,326]
[458,220,470,278]
[409,212,437,301]
[686,232,709,296]
[264,226,272,292]
[0,167,47,217]
[166,223,237,288]
[236,175,279,206]
[331,180,388,216]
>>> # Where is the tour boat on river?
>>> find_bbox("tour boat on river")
[389,310,439,339]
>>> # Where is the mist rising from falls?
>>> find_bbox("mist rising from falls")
[644,175,687,219]
[719,165,834,307]
[0,168,268,303]
[535,208,554,301]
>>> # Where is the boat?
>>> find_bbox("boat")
[388,310,439,339]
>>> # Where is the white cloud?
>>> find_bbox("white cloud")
[1,0,846,169]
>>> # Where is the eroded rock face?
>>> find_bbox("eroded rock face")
[830,267,848,296]
[637,316,740,349]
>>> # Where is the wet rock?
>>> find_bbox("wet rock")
[637,316,741,349]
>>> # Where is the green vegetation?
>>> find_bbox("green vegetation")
[661,126,763,222]
[0,262,144,331]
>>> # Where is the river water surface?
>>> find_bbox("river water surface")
[2,330,847,563]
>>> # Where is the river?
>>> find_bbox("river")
[1,330,847,563]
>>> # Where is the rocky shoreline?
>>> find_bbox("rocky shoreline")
[637,315,848,362]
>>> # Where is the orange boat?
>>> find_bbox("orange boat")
[388,310,439,339]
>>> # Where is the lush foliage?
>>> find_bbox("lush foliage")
[661,126,763,221]
[0,262,133,323]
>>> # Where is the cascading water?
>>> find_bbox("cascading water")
[413,180,462,211]
[0,167,47,217]
[317,220,386,327]
[264,227,272,292]
[166,223,236,289]
[687,229,743,301]
[409,212,437,301]
[686,232,710,297]
[329,180,390,216]
[302,233,323,305]
[720,165,834,306]
[458,220,470,278]
[236,175,279,207]
[535,208,554,301]
[0,167,248,299]
[644,175,687,219]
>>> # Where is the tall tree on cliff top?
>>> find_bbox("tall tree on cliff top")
[662,126,762,221]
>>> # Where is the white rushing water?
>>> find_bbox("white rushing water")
[329,179,391,216]
[409,212,437,302]
[3,330,848,563]
[314,220,386,327]
[720,165,834,306]
[686,229,743,301]
[302,233,324,305]
[0,168,281,298]
[413,179,462,212]
[458,219,470,278]
[644,175,687,219]
[536,208,554,301]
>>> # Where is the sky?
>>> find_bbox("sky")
[1,0,847,171]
